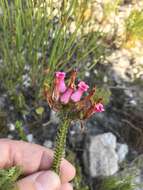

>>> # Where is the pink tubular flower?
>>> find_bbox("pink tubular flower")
[55,72,67,93]
[94,103,105,112]
[60,87,74,104]
[71,81,89,102]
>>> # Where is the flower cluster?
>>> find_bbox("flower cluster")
[44,71,104,120]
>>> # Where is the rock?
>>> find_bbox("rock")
[130,99,137,106]
[0,96,5,109]
[85,71,90,77]
[43,140,53,148]
[7,134,13,139]
[8,123,15,131]
[27,134,33,143]
[84,133,119,177]
[22,74,31,87]
[117,143,128,163]
[50,110,60,124]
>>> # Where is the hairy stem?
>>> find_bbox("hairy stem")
[52,118,70,174]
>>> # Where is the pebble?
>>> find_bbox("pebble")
[43,140,53,148]
[50,110,60,124]
[124,89,134,98]
[85,71,90,77]
[117,143,128,163]
[7,134,13,139]
[27,134,33,143]
[8,123,15,131]
[24,64,30,71]
[130,99,137,106]
[93,69,98,75]
[103,75,108,83]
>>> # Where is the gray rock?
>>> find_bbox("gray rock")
[0,96,6,109]
[84,133,119,177]
[43,140,53,148]
[22,74,31,87]
[8,123,15,131]
[50,111,60,124]
[27,134,33,143]
[117,143,128,163]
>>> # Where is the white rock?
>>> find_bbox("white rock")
[8,123,15,131]
[103,75,108,83]
[85,71,90,77]
[43,140,53,148]
[84,133,118,177]
[93,69,98,75]
[7,134,13,139]
[22,74,30,81]
[130,99,137,106]
[124,89,133,98]
[23,81,31,88]
[0,97,5,109]
[117,143,128,163]
[50,110,60,124]
[37,52,42,59]
[9,106,14,111]
[24,64,30,71]
[27,134,33,143]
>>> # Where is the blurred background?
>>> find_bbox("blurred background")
[0,0,143,189]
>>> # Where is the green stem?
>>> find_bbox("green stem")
[52,118,70,174]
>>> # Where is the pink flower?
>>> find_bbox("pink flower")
[94,103,105,112]
[71,81,89,102]
[60,88,74,104]
[55,72,66,93]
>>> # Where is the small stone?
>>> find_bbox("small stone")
[8,123,15,131]
[130,99,137,106]
[43,140,53,148]
[124,89,133,98]
[7,134,13,139]
[103,75,108,83]
[93,69,98,75]
[37,52,42,59]
[23,81,31,88]
[85,71,90,77]
[9,106,14,111]
[0,97,5,109]
[27,134,33,143]
[22,73,31,87]
[24,64,30,71]
[50,110,60,124]
[117,143,128,163]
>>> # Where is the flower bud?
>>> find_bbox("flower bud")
[71,81,89,102]
[60,87,74,104]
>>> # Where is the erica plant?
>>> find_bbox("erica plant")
[44,70,105,174]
